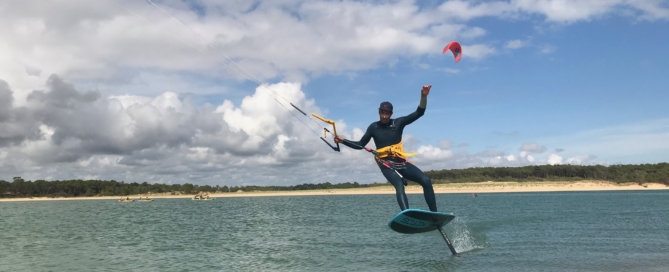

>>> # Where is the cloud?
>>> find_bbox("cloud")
[1,0,664,99]
[0,80,42,147]
[547,153,562,165]
[438,0,669,23]
[462,44,497,60]
[519,142,547,153]
[505,39,529,49]
[438,140,452,149]
[437,0,518,21]
[512,0,669,23]
[540,44,557,54]
[2,75,663,186]
[417,145,454,160]
[421,118,668,169]
[526,154,535,163]
[24,65,42,77]
[407,140,566,171]
[456,142,470,148]
[631,0,669,20]
[0,0,504,95]
[0,75,387,185]
[539,118,669,164]
[442,68,461,75]
[565,154,599,165]
[19,75,625,186]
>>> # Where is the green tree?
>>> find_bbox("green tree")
[182,183,195,194]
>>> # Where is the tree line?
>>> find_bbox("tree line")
[426,163,669,184]
[0,178,383,198]
[1,163,667,198]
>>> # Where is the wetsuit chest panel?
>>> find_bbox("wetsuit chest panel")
[372,120,404,148]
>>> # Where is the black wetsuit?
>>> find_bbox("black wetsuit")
[342,106,438,212]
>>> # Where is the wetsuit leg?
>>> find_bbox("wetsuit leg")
[398,163,438,212]
[378,164,409,211]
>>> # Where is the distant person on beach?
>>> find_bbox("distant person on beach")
[334,85,438,212]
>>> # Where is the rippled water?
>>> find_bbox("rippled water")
[1,191,668,271]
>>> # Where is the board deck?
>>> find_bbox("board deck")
[388,209,455,234]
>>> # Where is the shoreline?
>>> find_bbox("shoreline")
[1,180,667,202]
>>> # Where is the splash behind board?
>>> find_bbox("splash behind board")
[388,209,455,234]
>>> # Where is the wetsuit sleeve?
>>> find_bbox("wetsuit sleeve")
[396,106,425,128]
[342,124,373,150]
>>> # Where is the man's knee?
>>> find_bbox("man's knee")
[419,175,433,187]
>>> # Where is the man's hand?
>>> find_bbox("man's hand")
[421,85,431,97]
[334,135,344,144]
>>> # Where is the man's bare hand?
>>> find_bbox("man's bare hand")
[421,85,431,97]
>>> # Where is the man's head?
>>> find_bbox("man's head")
[378,101,393,124]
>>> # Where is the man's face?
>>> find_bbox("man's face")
[379,109,392,124]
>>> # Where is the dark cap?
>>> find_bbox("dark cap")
[379,101,393,112]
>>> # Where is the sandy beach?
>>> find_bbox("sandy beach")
[1,180,667,202]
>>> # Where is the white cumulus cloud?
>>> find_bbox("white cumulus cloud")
[547,153,562,165]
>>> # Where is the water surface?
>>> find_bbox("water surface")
[1,191,668,271]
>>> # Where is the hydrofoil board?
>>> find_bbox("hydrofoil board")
[388,208,455,234]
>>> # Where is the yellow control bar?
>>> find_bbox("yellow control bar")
[312,113,338,138]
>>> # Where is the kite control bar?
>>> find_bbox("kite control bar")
[311,113,340,152]
[290,103,340,152]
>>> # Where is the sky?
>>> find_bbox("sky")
[0,0,668,186]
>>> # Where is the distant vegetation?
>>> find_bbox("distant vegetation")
[1,163,667,198]
[0,178,382,198]
[426,163,669,184]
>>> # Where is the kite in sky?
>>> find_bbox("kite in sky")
[442,41,462,63]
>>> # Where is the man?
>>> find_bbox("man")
[334,85,438,212]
